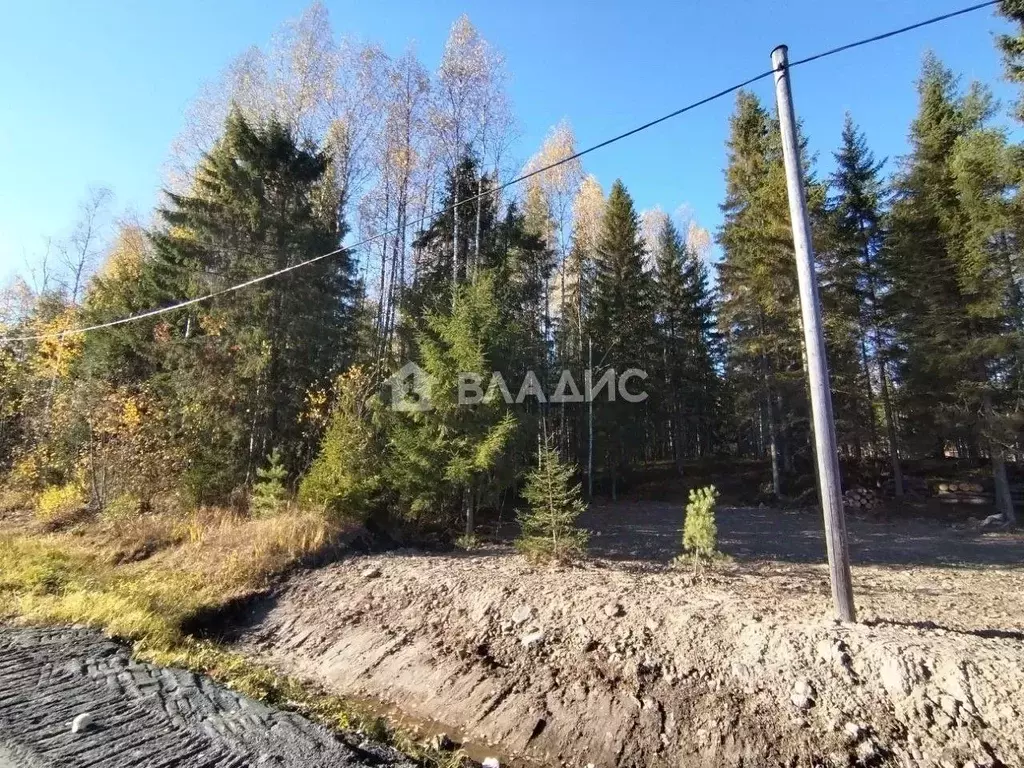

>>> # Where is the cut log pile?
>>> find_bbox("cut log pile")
[842,487,881,512]
[935,482,989,505]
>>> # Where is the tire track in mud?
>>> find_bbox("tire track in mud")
[0,626,415,768]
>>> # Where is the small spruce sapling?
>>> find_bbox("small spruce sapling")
[681,485,719,570]
[515,440,589,563]
[252,449,289,516]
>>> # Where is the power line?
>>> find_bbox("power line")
[788,0,1002,69]
[2,0,1003,344]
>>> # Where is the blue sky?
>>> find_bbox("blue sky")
[0,0,1017,285]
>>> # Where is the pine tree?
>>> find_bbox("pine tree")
[588,180,654,497]
[251,449,289,516]
[516,438,589,563]
[681,484,719,565]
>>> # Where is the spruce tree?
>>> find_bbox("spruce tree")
[887,54,1020,521]
[516,438,589,563]
[824,115,901,475]
[588,180,654,497]
[997,0,1024,121]
[409,154,498,311]
[885,55,988,456]
[147,111,358,500]
[717,92,812,496]
[300,366,384,519]
[652,218,718,470]
[386,271,517,534]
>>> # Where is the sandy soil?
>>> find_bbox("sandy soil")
[233,504,1024,768]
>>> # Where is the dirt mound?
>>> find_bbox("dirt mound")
[236,539,1024,767]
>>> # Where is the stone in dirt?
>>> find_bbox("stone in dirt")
[980,514,1006,530]
[510,605,532,625]
[71,713,93,733]
[856,738,878,762]
[521,630,544,648]
[361,566,382,579]
[482,759,500,768]
[603,602,624,618]
[426,733,453,752]
[790,679,816,710]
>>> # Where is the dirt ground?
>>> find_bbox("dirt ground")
[229,502,1024,768]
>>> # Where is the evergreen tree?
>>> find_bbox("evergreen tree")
[681,485,719,566]
[588,180,654,497]
[886,54,1020,521]
[387,271,517,534]
[300,365,384,519]
[824,115,903,481]
[652,218,718,470]
[998,0,1024,121]
[147,111,358,500]
[948,116,1022,523]
[884,55,989,456]
[409,154,498,311]
[717,92,810,496]
[516,438,589,563]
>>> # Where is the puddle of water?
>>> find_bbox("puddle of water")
[345,694,542,768]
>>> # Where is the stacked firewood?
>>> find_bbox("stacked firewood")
[936,482,984,495]
[842,487,881,512]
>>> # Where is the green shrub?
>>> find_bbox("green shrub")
[102,493,141,521]
[251,449,289,517]
[34,482,86,528]
[515,441,589,564]
[682,485,719,564]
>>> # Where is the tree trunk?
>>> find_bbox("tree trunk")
[452,167,460,291]
[464,484,474,536]
[992,448,1016,525]
[878,359,904,498]
[474,175,483,278]
[767,394,781,498]
[858,335,879,454]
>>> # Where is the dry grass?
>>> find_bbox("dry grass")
[0,505,346,650]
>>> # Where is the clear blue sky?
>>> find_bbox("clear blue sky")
[0,0,1017,284]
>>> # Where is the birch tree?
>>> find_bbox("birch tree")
[432,15,510,285]
[58,187,113,305]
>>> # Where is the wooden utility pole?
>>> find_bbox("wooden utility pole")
[771,45,856,622]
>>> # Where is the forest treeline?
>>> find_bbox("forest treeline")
[0,3,1022,533]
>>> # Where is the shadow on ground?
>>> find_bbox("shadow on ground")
[581,502,1024,567]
